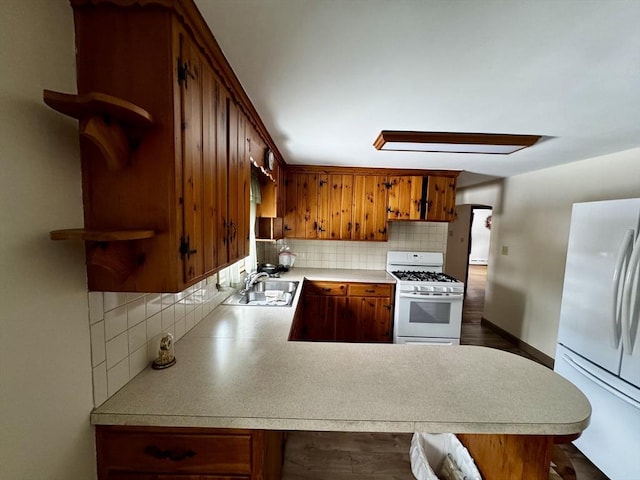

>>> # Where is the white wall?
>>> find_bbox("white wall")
[0,1,97,478]
[457,148,640,357]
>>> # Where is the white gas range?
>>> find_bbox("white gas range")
[386,251,465,345]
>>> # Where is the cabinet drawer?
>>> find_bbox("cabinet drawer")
[97,427,252,475]
[305,281,347,296]
[348,283,393,297]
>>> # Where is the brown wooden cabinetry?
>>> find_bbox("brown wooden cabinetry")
[48,0,262,292]
[96,426,282,480]
[387,175,424,220]
[290,281,393,343]
[387,175,457,222]
[284,170,388,241]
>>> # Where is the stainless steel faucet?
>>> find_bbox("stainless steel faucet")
[242,271,269,293]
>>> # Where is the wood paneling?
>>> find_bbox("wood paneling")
[62,0,256,291]
[329,174,354,240]
[96,426,283,480]
[290,281,393,343]
[425,175,457,222]
[457,434,552,480]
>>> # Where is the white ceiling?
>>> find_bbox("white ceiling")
[195,0,640,187]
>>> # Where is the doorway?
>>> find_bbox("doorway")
[444,204,493,295]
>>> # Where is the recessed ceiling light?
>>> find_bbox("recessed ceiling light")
[373,131,541,154]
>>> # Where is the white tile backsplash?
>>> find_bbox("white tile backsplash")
[89,292,104,325]
[106,331,128,369]
[87,271,238,408]
[104,305,127,341]
[127,298,146,328]
[107,357,130,397]
[258,222,448,269]
[128,320,147,353]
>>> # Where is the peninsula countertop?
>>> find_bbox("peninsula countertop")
[91,268,590,436]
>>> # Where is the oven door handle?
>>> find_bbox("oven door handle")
[399,292,464,300]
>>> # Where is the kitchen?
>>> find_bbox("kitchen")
[1,1,639,480]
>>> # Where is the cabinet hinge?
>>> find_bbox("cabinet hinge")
[177,58,196,89]
[179,235,197,258]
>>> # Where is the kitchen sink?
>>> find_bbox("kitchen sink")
[222,280,299,307]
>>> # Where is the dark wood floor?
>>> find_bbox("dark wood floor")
[281,265,608,480]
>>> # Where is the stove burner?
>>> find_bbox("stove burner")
[392,271,460,283]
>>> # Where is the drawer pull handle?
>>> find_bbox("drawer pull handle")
[365,289,375,293]
[144,445,197,462]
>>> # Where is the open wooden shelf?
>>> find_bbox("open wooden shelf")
[50,229,155,242]
[50,229,155,283]
[43,90,154,170]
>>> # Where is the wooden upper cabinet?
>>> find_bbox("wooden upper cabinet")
[425,175,457,222]
[227,104,251,264]
[387,175,458,223]
[284,172,320,239]
[387,176,425,221]
[180,31,206,284]
[64,0,259,291]
[284,170,389,241]
[328,174,354,240]
[352,175,388,241]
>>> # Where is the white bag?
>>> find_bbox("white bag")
[410,433,482,480]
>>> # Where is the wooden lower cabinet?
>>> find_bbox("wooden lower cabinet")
[109,475,247,479]
[290,281,393,343]
[96,426,283,480]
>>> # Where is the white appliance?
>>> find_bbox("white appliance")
[386,251,464,345]
[553,198,640,479]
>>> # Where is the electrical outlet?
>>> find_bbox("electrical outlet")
[501,245,509,255]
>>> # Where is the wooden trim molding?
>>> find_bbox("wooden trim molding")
[285,165,460,178]
[481,317,555,369]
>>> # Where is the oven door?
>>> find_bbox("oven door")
[396,291,463,339]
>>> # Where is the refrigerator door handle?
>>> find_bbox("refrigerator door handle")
[611,229,634,348]
[621,234,640,355]
[562,353,640,410]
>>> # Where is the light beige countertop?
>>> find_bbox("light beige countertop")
[91,268,590,436]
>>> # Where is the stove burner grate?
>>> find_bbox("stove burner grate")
[392,271,461,283]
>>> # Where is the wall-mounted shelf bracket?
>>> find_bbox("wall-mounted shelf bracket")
[43,90,154,171]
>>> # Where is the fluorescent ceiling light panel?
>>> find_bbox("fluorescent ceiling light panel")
[373,131,541,154]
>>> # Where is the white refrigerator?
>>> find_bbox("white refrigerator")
[554,198,640,479]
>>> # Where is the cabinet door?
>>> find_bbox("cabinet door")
[216,88,230,266]
[352,175,388,240]
[236,112,251,260]
[425,176,457,222]
[226,104,251,263]
[387,176,424,221]
[303,295,347,341]
[202,63,221,274]
[346,296,393,343]
[180,34,206,283]
[316,174,331,239]
[328,174,354,240]
[284,173,319,239]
